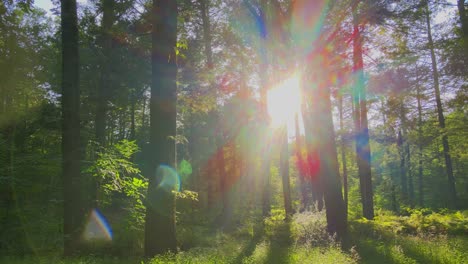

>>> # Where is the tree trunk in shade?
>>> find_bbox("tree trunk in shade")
[338,94,348,218]
[280,127,293,216]
[295,113,308,211]
[61,0,83,256]
[425,1,458,208]
[144,0,178,256]
[316,84,346,238]
[416,78,424,207]
[96,0,114,146]
[352,3,374,219]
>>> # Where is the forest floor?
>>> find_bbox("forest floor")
[1,210,467,264]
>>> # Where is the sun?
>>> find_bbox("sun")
[267,74,302,128]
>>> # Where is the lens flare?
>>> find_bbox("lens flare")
[267,74,302,128]
[82,209,112,241]
[157,164,181,192]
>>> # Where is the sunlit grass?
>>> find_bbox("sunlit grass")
[3,210,466,264]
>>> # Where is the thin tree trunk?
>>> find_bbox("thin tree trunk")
[398,130,408,202]
[295,113,308,211]
[425,1,458,208]
[338,94,348,217]
[61,0,82,255]
[130,91,136,140]
[352,3,374,219]
[96,0,114,146]
[416,80,424,207]
[280,127,293,216]
[407,144,414,206]
[144,0,178,256]
[260,0,271,217]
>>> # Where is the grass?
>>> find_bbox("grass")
[2,209,467,264]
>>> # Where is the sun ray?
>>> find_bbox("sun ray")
[267,74,302,129]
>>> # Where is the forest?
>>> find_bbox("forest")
[0,0,467,263]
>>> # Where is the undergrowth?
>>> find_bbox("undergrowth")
[2,208,467,264]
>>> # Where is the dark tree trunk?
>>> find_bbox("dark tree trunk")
[398,130,408,202]
[280,127,293,216]
[295,113,308,211]
[352,4,374,219]
[425,1,458,208]
[218,133,231,229]
[61,0,82,256]
[130,93,136,140]
[458,0,468,37]
[316,85,346,238]
[416,81,424,207]
[407,144,414,206]
[96,0,114,146]
[200,0,213,69]
[338,94,348,217]
[302,102,323,211]
[144,0,178,256]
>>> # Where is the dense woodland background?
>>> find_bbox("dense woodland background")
[0,0,467,263]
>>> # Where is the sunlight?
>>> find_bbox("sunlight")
[267,74,302,129]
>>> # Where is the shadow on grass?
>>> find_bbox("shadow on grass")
[264,219,293,264]
[351,222,440,264]
[231,228,264,264]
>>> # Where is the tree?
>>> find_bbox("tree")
[280,126,293,217]
[61,0,82,256]
[352,0,374,220]
[144,0,178,256]
[424,0,458,208]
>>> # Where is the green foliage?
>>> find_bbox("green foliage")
[351,215,468,264]
[359,209,468,236]
[87,140,147,207]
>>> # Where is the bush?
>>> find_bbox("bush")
[290,210,334,247]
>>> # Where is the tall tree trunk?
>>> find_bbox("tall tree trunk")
[96,0,114,146]
[280,127,293,216]
[61,0,82,256]
[295,113,308,211]
[317,85,346,238]
[407,144,414,206]
[458,0,468,37]
[218,133,231,229]
[338,93,348,217]
[425,1,458,208]
[398,130,408,202]
[260,0,271,217]
[144,0,178,256]
[200,0,213,69]
[302,102,323,211]
[130,92,136,140]
[416,81,424,207]
[352,3,374,219]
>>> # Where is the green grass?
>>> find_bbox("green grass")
[2,210,467,264]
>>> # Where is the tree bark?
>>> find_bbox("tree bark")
[458,0,468,38]
[398,130,408,202]
[416,80,424,207]
[260,0,271,217]
[338,93,348,217]
[425,1,458,208]
[61,0,82,256]
[96,0,114,146]
[280,127,293,216]
[316,85,346,238]
[144,0,178,256]
[295,113,308,211]
[352,3,374,219]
